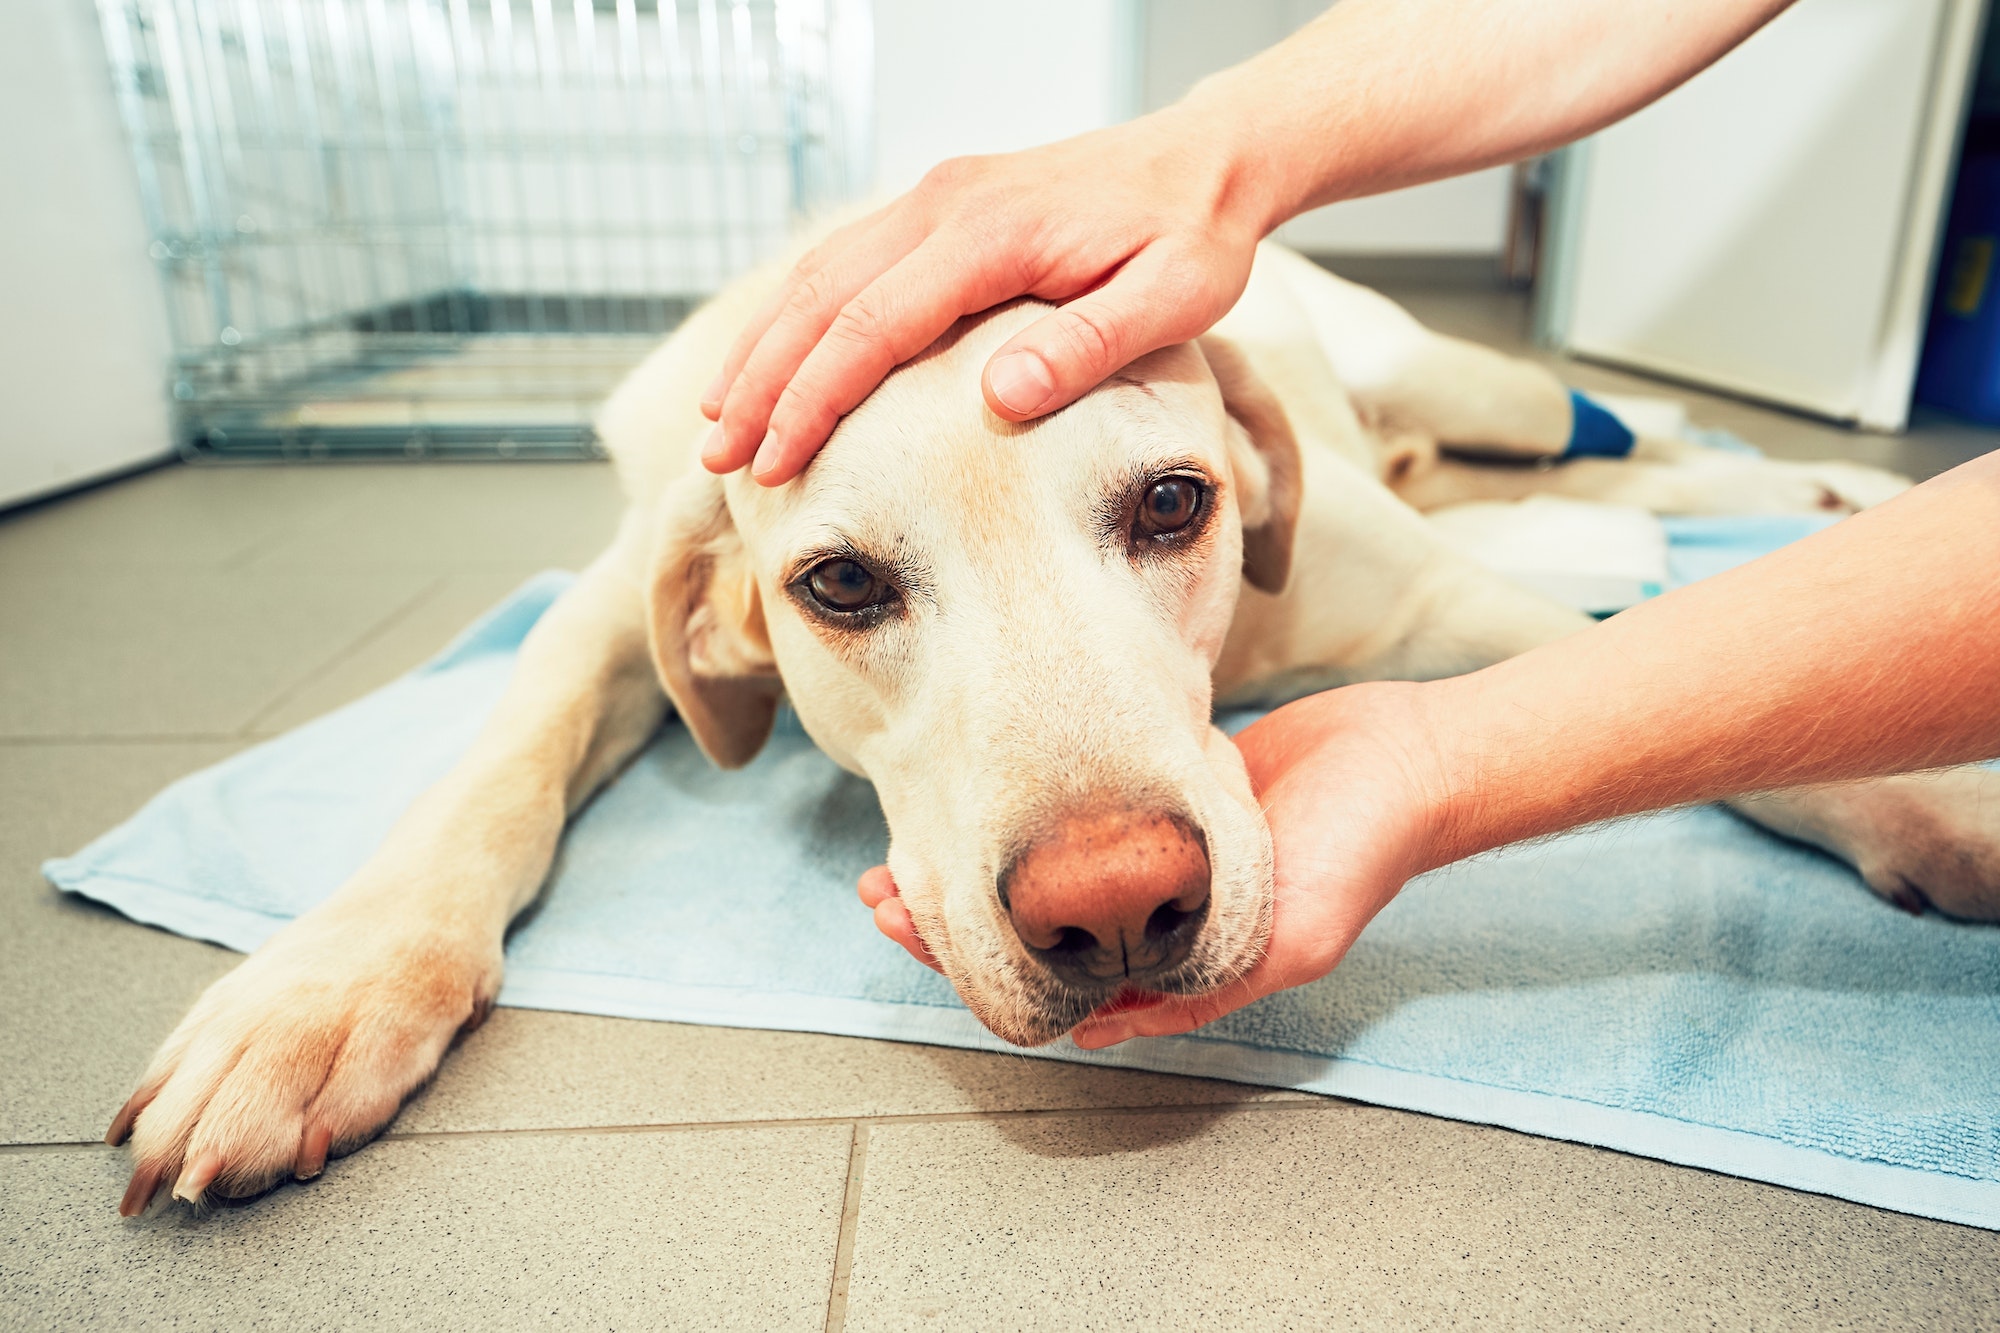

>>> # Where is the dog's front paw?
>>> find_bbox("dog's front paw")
[108,906,501,1215]
[1735,770,2000,921]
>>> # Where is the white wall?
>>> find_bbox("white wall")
[1141,0,1511,255]
[1279,170,1514,255]
[871,0,1130,194]
[0,0,174,508]
[868,0,1510,254]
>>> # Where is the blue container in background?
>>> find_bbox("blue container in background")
[1917,154,2000,425]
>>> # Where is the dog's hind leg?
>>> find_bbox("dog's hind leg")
[1253,245,1573,464]
[1252,246,1911,514]
[1392,445,1913,516]
[109,517,667,1215]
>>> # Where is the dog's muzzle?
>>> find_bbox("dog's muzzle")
[998,809,1211,990]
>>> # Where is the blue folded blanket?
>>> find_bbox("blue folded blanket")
[46,517,2000,1229]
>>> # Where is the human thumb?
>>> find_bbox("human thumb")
[981,245,1226,422]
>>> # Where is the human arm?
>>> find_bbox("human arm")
[703,0,1795,483]
[1047,449,2000,1045]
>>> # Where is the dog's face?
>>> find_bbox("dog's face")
[645,304,1300,1044]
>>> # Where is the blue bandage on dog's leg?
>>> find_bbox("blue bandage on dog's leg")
[1563,389,1637,459]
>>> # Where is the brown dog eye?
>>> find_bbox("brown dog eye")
[806,558,886,613]
[1136,477,1203,538]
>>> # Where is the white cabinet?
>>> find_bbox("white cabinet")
[1542,0,1985,430]
[0,0,174,509]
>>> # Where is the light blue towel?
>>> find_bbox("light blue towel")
[1660,512,1841,586]
[45,521,2000,1229]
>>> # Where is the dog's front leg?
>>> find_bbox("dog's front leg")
[110,534,665,1214]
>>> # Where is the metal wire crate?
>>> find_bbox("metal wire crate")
[95,0,870,458]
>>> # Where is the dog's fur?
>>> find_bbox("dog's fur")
[108,241,2000,1213]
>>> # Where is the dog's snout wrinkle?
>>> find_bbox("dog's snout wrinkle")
[1001,809,1211,986]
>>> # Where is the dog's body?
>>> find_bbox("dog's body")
[109,241,2000,1213]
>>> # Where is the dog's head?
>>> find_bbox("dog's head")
[643,303,1301,1044]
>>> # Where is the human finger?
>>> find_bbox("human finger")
[1070,968,1271,1048]
[702,279,798,432]
[857,864,898,908]
[981,241,1241,423]
[699,206,895,424]
[752,232,1029,483]
[872,894,943,972]
[709,214,929,472]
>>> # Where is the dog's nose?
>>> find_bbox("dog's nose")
[1001,810,1210,985]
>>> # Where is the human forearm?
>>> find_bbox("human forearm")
[1416,452,2000,871]
[1174,0,1794,231]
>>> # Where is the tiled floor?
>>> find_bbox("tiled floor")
[4,292,1999,1329]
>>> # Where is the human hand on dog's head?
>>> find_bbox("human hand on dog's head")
[858,680,1449,1045]
[698,105,1275,486]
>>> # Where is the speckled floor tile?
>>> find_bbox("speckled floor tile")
[236,461,623,572]
[245,566,566,735]
[0,568,433,739]
[1,743,250,1145]
[0,463,361,571]
[1,1124,850,1331]
[841,1103,2000,1331]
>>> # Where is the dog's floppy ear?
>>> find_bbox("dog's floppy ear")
[645,470,781,768]
[1198,334,1302,594]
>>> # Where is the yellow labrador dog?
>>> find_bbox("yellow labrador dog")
[109,242,2000,1214]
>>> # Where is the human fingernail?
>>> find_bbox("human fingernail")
[701,371,727,412]
[750,431,782,481]
[988,351,1056,416]
[700,424,730,468]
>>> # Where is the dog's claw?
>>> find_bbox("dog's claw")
[119,1163,164,1218]
[296,1123,332,1181]
[1888,880,1930,916]
[105,1092,146,1147]
[172,1150,223,1205]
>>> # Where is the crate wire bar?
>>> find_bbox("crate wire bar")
[95,0,870,458]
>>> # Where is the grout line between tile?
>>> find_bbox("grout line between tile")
[374,1094,1343,1147]
[237,574,448,736]
[822,1123,869,1333]
[217,494,363,572]
[2,1098,1342,1156]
